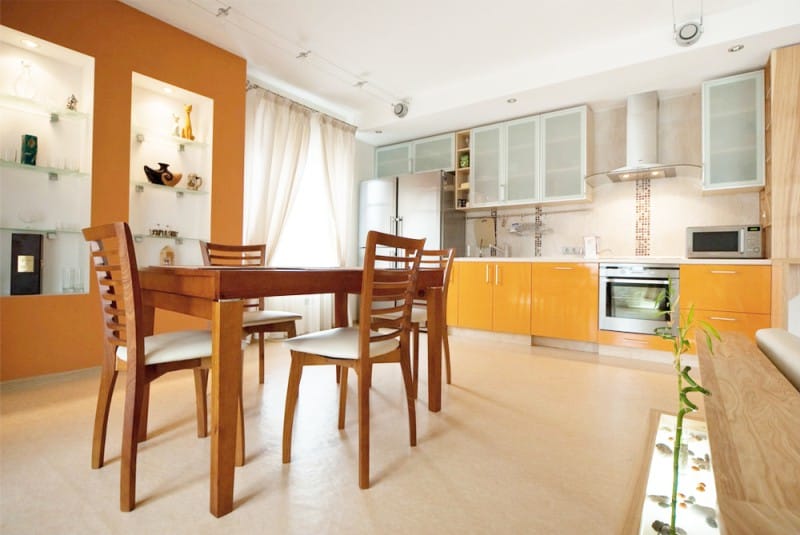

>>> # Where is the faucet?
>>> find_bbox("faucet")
[488,244,510,257]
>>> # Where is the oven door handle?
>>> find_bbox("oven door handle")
[603,278,670,285]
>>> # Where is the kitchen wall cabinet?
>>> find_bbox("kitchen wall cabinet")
[680,264,771,340]
[0,26,94,296]
[701,70,765,191]
[455,261,531,334]
[531,262,598,342]
[374,133,454,177]
[454,130,471,208]
[540,106,589,202]
[129,72,212,268]
[469,105,590,208]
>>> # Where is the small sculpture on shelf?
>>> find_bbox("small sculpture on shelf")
[180,104,195,141]
[66,94,78,111]
[186,173,203,191]
[144,162,182,187]
[172,113,181,137]
[159,245,175,266]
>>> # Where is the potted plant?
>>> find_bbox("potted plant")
[652,284,720,535]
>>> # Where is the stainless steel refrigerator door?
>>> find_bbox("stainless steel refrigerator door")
[397,172,440,248]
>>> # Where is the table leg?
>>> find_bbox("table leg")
[210,299,244,517]
[426,287,443,412]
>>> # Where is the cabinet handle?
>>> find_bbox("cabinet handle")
[710,270,737,275]
[553,266,574,270]
[623,338,648,344]
[495,265,500,285]
[709,316,737,322]
[485,264,489,284]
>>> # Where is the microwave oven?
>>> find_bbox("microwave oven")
[686,225,764,259]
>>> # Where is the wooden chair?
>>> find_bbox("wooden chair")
[282,230,425,489]
[84,222,244,512]
[376,248,456,397]
[200,241,301,384]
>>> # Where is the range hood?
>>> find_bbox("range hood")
[586,91,700,186]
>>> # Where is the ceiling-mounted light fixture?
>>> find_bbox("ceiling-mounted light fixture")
[506,98,517,104]
[728,44,744,53]
[673,0,703,47]
[296,50,311,60]
[216,6,231,17]
[20,39,39,49]
[393,102,408,118]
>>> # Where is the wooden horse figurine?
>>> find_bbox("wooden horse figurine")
[181,104,195,141]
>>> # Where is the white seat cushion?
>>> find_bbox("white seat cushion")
[243,309,302,327]
[284,327,399,360]
[116,330,249,366]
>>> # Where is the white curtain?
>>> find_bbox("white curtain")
[243,88,356,333]
[243,89,311,265]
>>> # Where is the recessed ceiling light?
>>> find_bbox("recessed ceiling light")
[163,87,173,94]
[374,130,383,134]
[21,39,39,49]
[728,44,744,53]
[506,98,517,104]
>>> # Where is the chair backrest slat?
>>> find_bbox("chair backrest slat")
[359,230,425,359]
[200,241,266,310]
[82,222,145,370]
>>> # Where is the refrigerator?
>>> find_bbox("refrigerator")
[358,171,465,264]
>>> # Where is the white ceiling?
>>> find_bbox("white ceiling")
[120,0,800,146]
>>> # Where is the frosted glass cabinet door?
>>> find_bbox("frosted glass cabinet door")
[412,133,454,173]
[470,125,502,206]
[375,143,411,177]
[702,70,765,190]
[540,106,586,201]
[505,117,539,202]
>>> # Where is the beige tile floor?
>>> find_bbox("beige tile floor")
[0,334,681,534]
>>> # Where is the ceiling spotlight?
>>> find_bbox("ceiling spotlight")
[728,44,744,53]
[507,98,518,104]
[353,80,367,88]
[393,102,409,118]
[20,39,39,49]
[672,0,704,47]
[375,130,383,134]
[216,6,231,17]
[296,50,311,60]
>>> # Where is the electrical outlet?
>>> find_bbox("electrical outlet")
[560,246,585,255]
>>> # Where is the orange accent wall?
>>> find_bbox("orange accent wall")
[0,1,247,381]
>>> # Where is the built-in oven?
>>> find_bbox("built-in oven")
[599,263,680,336]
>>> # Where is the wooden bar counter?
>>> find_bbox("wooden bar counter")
[696,332,800,534]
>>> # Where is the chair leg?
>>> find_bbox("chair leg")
[282,354,304,464]
[357,364,371,490]
[91,364,118,469]
[137,382,150,443]
[399,349,417,448]
[194,369,209,438]
[443,327,452,385]
[257,333,265,385]
[412,322,420,399]
[120,371,146,512]
[235,383,245,467]
[338,367,349,429]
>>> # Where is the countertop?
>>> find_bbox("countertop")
[454,256,772,265]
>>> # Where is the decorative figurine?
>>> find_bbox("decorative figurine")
[186,173,203,191]
[20,134,38,166]
[159,245,175,266]
[66,94,78,111]
[144,162,182,187]
[180,104,195,140]
[172,113,180,137]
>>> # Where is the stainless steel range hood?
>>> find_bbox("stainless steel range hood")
[586,92,700,186]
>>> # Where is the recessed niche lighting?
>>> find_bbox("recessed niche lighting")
[21,39,39,49]
[506,98,517,104]
[163,87,173,94]
[374,130,383,134]
[728,44,744,53]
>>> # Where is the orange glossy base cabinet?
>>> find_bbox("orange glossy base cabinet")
[455,261,531,334]
[680,264,771,341]
[531,263,598,342]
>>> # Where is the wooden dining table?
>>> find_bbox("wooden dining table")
[138,265,445,517]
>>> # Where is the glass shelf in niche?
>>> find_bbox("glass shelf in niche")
[0,93,92,121]
[0,159,89,179]
[131,180,208,196]
[132,125,209,150]
[133,234,205,245]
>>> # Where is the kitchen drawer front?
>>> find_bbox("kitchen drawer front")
[598,330,674,351]
[680,264,771,314]
[531,263,598,342]
[686,309,771,343]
